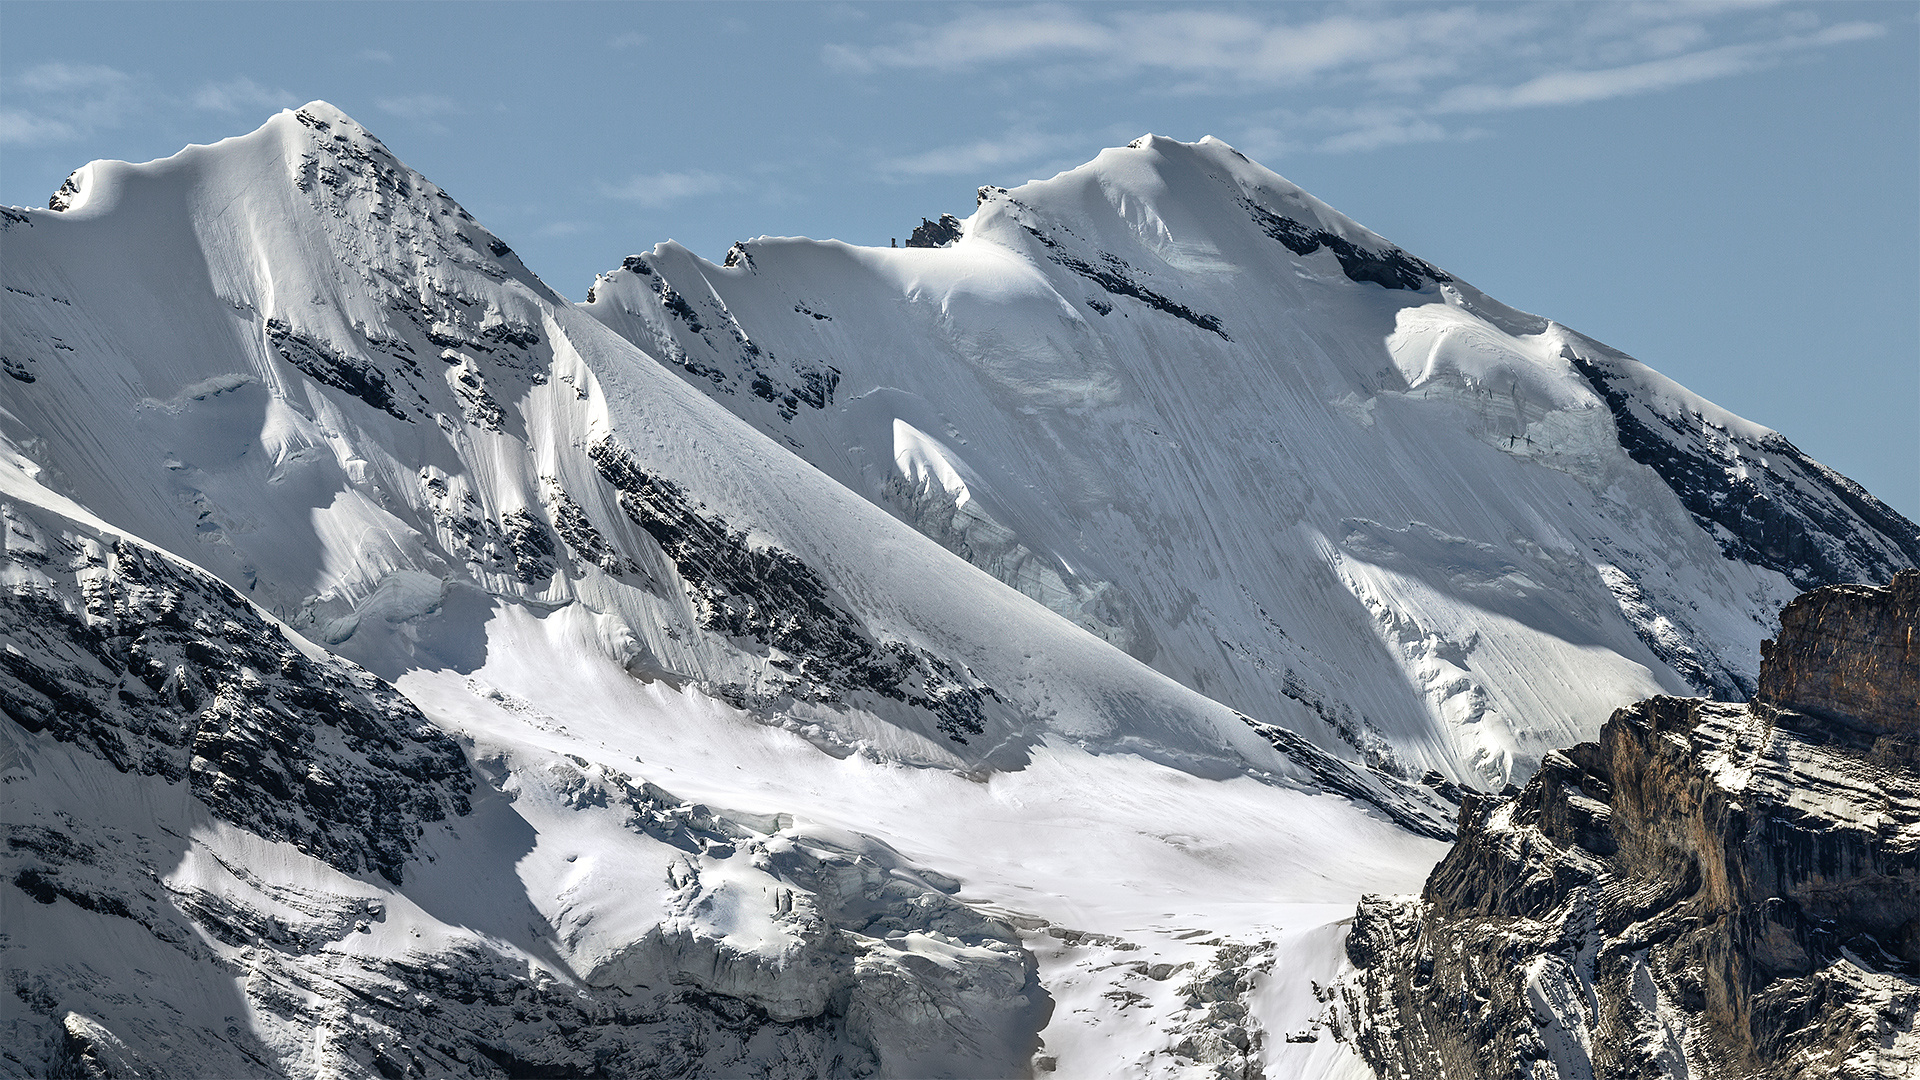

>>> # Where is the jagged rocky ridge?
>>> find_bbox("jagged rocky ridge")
[585,438,1001,743]
[1339,571,1920,1078]
[0,493,473,886]
[1565,348,1920,594]
[906,214,964,248]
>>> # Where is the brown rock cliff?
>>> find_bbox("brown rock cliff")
[1340,574,1920,1079]
[1759,569,1919,737]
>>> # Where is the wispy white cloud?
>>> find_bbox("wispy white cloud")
[376,94,463,121]
[597,170,736,208]
[608,32,647,50]
[878,131,1063,179]
[193,77,294,115]
[1317,118,1454,156]
[828,5,1540,89]
[1634,21,1713,59]
[0,62,138,146]
[1241,104,1486,157]
[1435,21,1884,113]
[533,220,592,238]
[0,109,79,146]
[832,3,1887,159]
[16,62,131,95]
[826,7,1110,73]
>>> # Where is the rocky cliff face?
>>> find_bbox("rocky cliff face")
[1759,570,1920,739]
[0,499,476,889]
[1340,572,1920,1079]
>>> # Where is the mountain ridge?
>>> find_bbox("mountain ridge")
[3,101,1914,1079]
[583,127,1916,786]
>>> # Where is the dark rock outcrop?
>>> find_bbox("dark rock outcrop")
[587,439,1000,745]
[1045,246,1231,339]
[1,498,475,886]
[1758,569,1920,739]
[1238,716,1457,841]
[980,193,1232,338]
[590,253,841,423]
[1568,348,1920,594]
[1341,574,1920,1079]
[48,171,82,213]
[1239,197,1450,291]
[905,214,963,248]
[266,316,412,422]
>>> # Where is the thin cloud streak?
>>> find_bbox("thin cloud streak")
[832,4,1887,159]
[597,170,736,208]
[194,77,295,115]
[0,109,79,147]
[1435,21,1886,113]
[0,62,139,146]
[1318,119,1454,155]
[827,5,1540,88]
[16,62,131,95]
[878,131,1063,179]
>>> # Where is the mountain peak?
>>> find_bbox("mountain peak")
[286,98,358,126]
[40,99,384,217]
[964,131,1451,301]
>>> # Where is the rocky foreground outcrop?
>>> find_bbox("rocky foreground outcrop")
[1758,571,1920,740]
[1340,571,1920,1079]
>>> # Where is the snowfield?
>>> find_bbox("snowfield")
[3,103,1913,1078]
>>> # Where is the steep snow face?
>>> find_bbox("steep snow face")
[584,133,1918,787]
[1,103,558,627]
[1,105,1430,799]
[3,107,1456,1077]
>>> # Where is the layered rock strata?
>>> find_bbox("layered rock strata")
[1340,572,1920,1079]
[1758,570,1920,739]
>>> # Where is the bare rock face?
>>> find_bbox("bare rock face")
[1759,569,1920,739]
[1340,575,1920,1079]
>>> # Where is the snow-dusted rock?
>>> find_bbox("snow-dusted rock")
[1339,574,1920,1079]
[0,474,1047,1077]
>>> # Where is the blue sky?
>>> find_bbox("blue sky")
[3,1,1915,519]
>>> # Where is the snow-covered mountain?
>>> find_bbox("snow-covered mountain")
[2,104,1912,1078]
[582,133,1918,789]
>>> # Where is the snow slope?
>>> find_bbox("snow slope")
[0,462,1048,1077]
[2,104,1472,1078]
[585,134,1919,790]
